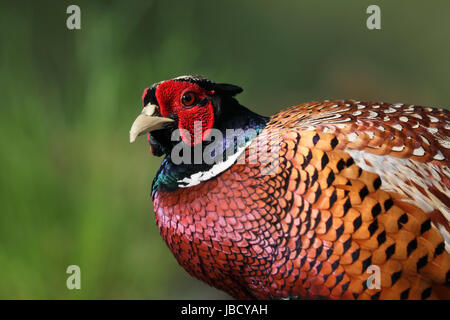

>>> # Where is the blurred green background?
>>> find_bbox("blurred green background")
[0,0,449,299]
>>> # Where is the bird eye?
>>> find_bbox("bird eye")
[181,91,197,107]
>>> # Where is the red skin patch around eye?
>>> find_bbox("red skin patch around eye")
[155,80,214,146]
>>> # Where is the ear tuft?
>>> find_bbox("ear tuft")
[213,83,243,96]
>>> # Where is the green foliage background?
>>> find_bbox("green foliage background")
[0,0,449,299]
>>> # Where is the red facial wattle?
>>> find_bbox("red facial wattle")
[155,80,215,146]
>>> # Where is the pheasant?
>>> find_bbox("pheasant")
[129,75,450,300]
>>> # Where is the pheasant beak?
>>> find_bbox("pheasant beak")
[129,104,174,143]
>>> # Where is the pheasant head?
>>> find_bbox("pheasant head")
[130,75,268,192]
